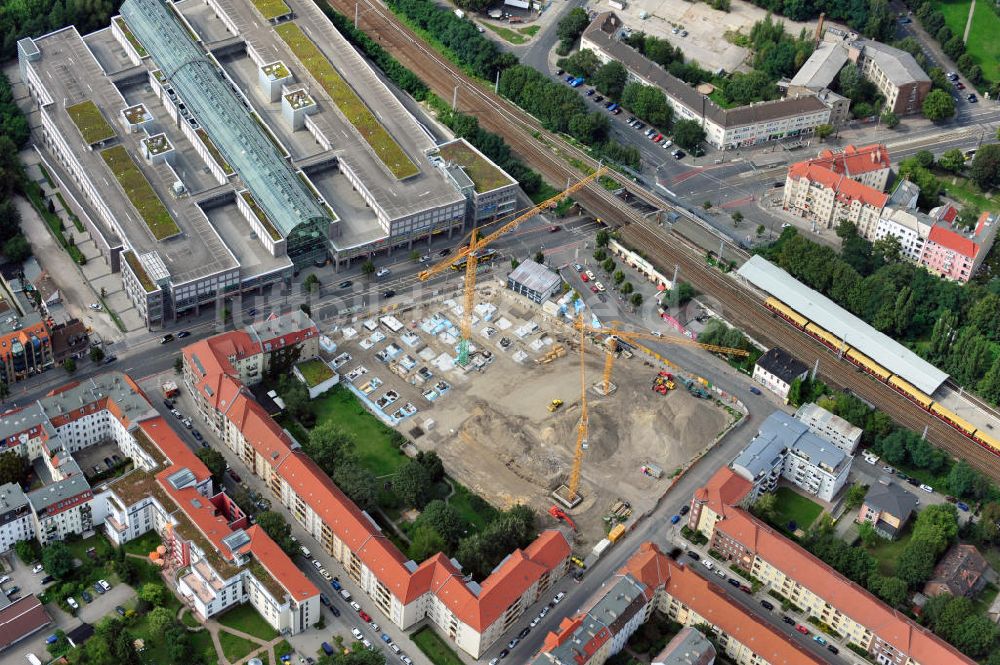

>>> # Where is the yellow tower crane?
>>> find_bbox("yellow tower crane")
[567,313,589,504]
[418,167,607,364]
[575,321,750,394]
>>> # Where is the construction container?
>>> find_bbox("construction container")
[608,523,626,543]
[592,538,612,558]
[641,462,663,479]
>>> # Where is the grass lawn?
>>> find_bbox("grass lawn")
[100,145,180,240]
[940,174,999,214]
[181,609,202,629]
[250,0,290,19]
[310,387,408,476]
[481,22,527,44]
[217,604,279,640]
[518,25,540,36]
[411,627,464,665]
[64,533,115,562]
[866,530,913,576]
[447,482,496,532]
[66,100,116,144]
[218,630,259,663]
[190,630,218,665]
[935,0,1000,83]
[772,487,823,532]
[275,22,419,179]
[123,530,163,557]
[972,582,999,615]
[274,639,293,660]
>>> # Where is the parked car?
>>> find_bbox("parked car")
[331,579,342,591]
[46,634,60,645]
[177,331,191,338]
[739,584,751,593]
[957,501,970,512]
[553,592,565,604]
[89,303,102,310]
[192,430,203,441]
[32,564,44,574]
[795,624,809,635]
[227,469,241,482]
[760,600,774,611]
[320,594,331,607]
[919,484,934,493]
[727,578,740,588]
[827,644,839,654]
[6,586,20,597]
[67,597,79,610]
[968,93,978,103]
[359,610,372,622]
[813,635,827,646]
[383,290,397,299]
[679,505,690,516]
[339,280,353,289]
[160,334,174,344]
[94,582,105,595]
[782,615,795,625]
[686,550,699,559]
[507,638,519,649]
[352,628,364,640]
[330,605,340,617]
[375,267,391,278]
[116,605,127,616]
[672,150,686,159]
[749,386,762,395]
[518,627,531,639]
[41,575,54,585]
[670,515,680,524]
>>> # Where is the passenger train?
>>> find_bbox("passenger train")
[764,296,1000,456]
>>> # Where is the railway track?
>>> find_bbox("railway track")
[322,0,1000,480]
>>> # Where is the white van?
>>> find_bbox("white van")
[299,546,311,559]
[26,654,42,665]
[340,589,352,601]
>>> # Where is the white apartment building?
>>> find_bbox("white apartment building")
[0,484,35,553]
[731,411,853,503]
[752,347,808,402]
[871,207,931,261]
[794,402,863,454]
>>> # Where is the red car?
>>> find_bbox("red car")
[227,469,241,482]
[739,584,751,593]
[549,225,561,232]
[652,133,662,142]
[359,610,371,622]
[795,624,809,635]
[590,285,599,293]
[580,273,589,282]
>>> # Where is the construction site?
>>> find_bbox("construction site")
[326,276,740,547]
[318,172,746,548]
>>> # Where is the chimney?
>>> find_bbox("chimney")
[814,12,825,44]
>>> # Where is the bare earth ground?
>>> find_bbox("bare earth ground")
[330,284,731,548]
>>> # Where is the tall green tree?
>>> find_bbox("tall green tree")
[42,542,74,580]
[591,61,628,100]
[196,447,226,487]
[970,144,1000,191]
[922,89,956,120]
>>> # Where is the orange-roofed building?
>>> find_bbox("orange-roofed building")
[782,145,892,232]
[531,542,825,665]
[689,467,976,665]
[180,317,573,658]
[917,212,999,283]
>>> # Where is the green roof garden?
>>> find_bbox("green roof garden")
[262,61,291,81]
[100,145,180,240]
[283,89,315,110]
[296,358,334,387]
[123,103,152,126]
[142,133,172,157]
[437,140,512,193]
[114,17,148,57]
[66,100,116,145]
[195,128,235,176]
[250,0,292,21]
[152,69,166,84]
[123,250,157,292]
[241,191,282,241]
[275,22,419,180]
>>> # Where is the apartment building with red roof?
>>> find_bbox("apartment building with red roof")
[782,144,891,232]
[531,542,825,665]
[0,367,320,636]
[182,315,571,657]
[689,467,976,665]
[918,212,999,283]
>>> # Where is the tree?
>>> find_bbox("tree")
[620,82,672,126]
[943,34,965,60]
[15,540,35,564]
[534,250,545,264]
[612,269,625,285]
[858,521,881,548]
[630,292,643,306]
[409,524,446,562]
[307,422,355,472]
[63,358,76,374]
[393,458,434,509]
[139,582,167,606]
[255,511,297,556]
[947,460,989,500]
[556,49,601,78]
[938,148,965,173]
[815,124,834,140]
[556,7,590,50]
[672,119,706,151]
[602,258,615,273]
[303,273,320,293]
[702,200,712,210]
[361,260,376,279]
[196,447,226,487]
[173,357,183,374]
[592,61,628,100]
[3,235,30,261]
[595,229,610,247]
[332,462,378,512]
[0,451,28,486]
[147,606,174,636]
[844,482,868,510]
[880,111,899,128]
[89,346,105,363]
[415,451,445,483]
[42,542,74,580]
[896,541,937,588]
[969,144,1000,191]
[731,211,744,226]
[568,111,609,144]
[620,282,634,295]
[979,356,1000,404]
[414,500,467,546]
[870,574,909,607]
[752,492,777,522]
[922,89,956,120]
[911,503,958,555]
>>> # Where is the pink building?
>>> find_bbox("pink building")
[919,212,998,283]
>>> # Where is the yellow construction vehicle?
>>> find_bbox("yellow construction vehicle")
[548,399,564,412]
[417,167,607,365]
